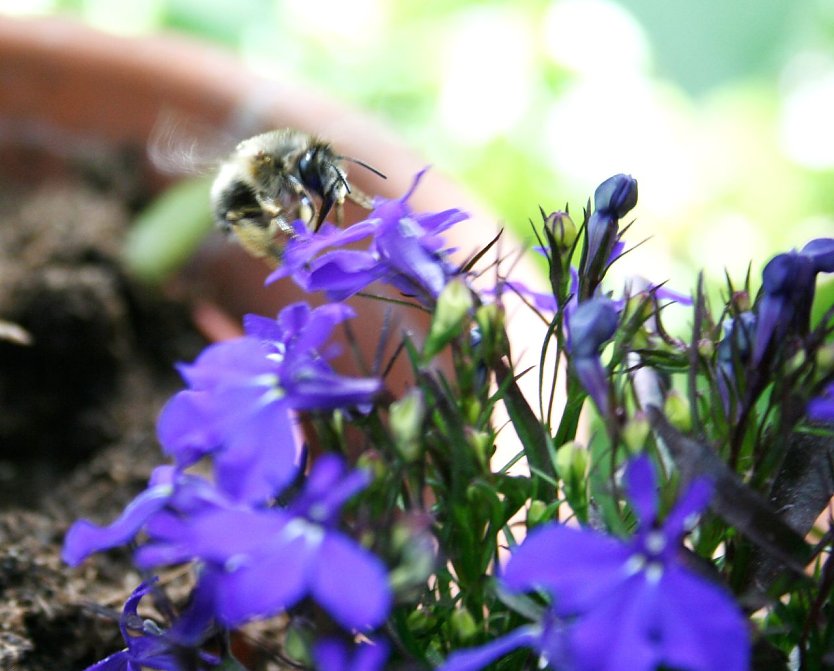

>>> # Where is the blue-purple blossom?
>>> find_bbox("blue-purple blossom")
[808,382,834,422]
[716,312,757,413]
[566,297,620,414]
[157,302,381,503]
[440,456,749,671]
[64,456,391,632]
[579,174,637,298]
[266,169,467,304]
[753,238,834,365]
[313,638,389,671]
[82,579,218,671]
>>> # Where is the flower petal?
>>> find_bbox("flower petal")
[311,532,391,630]
[625,455,658,529]
[502,523,631,614]
[438,626,541,671]
[62,468,175,566]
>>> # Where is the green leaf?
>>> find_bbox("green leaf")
[123,176,213,283]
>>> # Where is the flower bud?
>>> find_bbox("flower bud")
[555,440,589,482]
[467,428,494,468]
[697,338,715,359]
[406,608,433,635]
[731,291,751,314]
[568,298,620,359]
[451,608,478,642]
[390,389,425,462]
[594,174,638,218]
[474,302,507,362]
[816,343,834,372]
[284,619,314,665]
[623,413,651,454]
[424,278,474,359]
[664,390,692,433]
[526,499,549,527]
[545,210,577,252]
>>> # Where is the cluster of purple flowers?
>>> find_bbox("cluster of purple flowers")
[440,456,749,671]
[64,173,470,670]
[63,302,390,667]
[63,170,834,671]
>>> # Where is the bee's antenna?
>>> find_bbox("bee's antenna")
[338,155,387,180]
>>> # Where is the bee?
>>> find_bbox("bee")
[209,129,385,264]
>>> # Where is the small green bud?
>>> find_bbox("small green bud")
[283,619,314,665]
[554,440,589,482]
[732,291,751,313]
[451,608,478,642]
[786,348,806,374]
[526,499,549,527]
[623,413,651,454]
[697,338,715,359]
[817,344,834,372]
[424,278,474,359]
[356,450,386,482]
[474,302,507,361]
[664,390,691,433]
[390,389,425,462]
[467,429,494,468]
[406,608,433,635]
[545,211,577,253]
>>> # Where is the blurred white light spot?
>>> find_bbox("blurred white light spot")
[0,0,54,13]
[438,8,533,145]
[282,0,386,46]
[544,79,698,218]
[779,56,834,169]
[542,0,649,75]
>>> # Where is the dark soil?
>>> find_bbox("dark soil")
[0,177,206,669]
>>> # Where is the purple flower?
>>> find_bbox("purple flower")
[157,302,381,503]
[267,169,467,304]
[579,174,637,299]
[65,456,391,632]
[716,312,757,413]
[566,297,619,414]
[440,456,749,671]
[808,382,834,422]
[753,238,834,366]
[82,579,218,671]
[313,638,389,671]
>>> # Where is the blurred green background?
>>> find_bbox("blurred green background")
[5,0,834,291]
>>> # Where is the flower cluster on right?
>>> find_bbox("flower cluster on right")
[65,172,834,670]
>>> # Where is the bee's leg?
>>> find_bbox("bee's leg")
[297,195,316,229]
[346,186,374,210]
[229,216,285,267]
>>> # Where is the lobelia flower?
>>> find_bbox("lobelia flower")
[267,169,468,305]
[81,579,219,671]
[313,637,389,671]
[566,297,620,415]
[808,381,834,422]
[578,174,637,300]
[716,312,757,413]
[157,301,381,503]
[752,237,834,366]
[440,456,749,671]
[64,455,391,632]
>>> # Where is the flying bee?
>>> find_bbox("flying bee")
[209,129,385,264]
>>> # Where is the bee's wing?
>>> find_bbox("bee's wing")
[147,108,238,176]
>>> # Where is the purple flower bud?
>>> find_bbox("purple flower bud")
[593,173,638,218]
[567,298,620,414]
[567,298,619,359]
[753,239,834,365]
